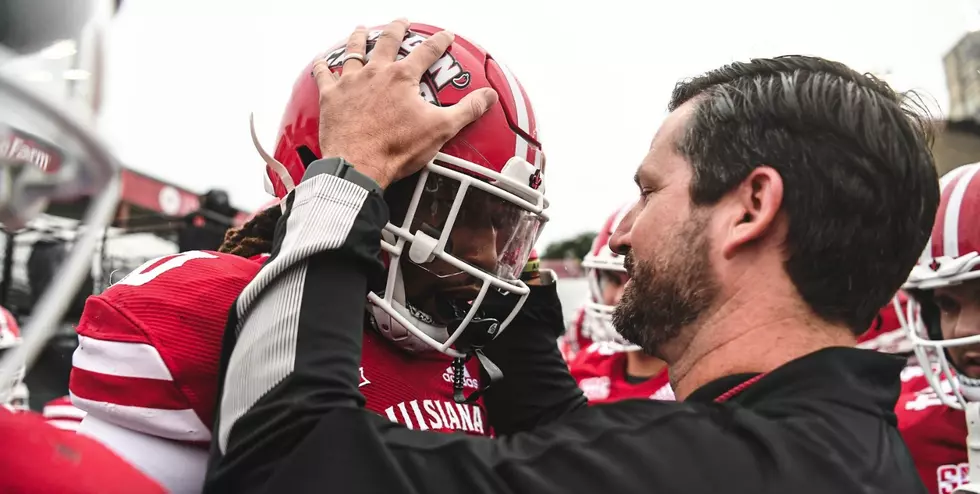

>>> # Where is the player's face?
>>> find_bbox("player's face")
[394,173,540,325]
[610,102,721,359]
[934,279,980,379]
[598,271,628,306]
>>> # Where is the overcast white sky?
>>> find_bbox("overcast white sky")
[97,0,974,248]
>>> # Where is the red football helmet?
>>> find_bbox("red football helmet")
[252,24,548,357]
[856,291,912,354]
[904,163,980,409]
[579,201,636,349]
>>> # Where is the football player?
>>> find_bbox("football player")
[72,22,549,493]
[566,203,673,403]
[0,0,164,491]
[897,162,980,494]
[236,20,545,428]
[206,21,553,490]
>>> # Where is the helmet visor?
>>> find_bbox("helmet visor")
[406,172,543,281]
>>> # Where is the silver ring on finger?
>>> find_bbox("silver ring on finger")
[342,53,365,65]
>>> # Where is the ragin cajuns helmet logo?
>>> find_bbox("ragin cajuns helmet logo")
[323,30,471,106]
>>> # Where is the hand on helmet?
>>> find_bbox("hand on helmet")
[312,19,499,189]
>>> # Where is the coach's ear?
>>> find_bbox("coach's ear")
[720,166,784,260]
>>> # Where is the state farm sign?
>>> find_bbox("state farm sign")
[0,129,63,173]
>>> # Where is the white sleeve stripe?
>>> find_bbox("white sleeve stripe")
[47,419,82,431]
[72,394,210,442]
[43,405,88,420]
[73,335,174,381]
[218,174,369,453]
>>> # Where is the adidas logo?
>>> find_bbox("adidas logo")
[442,365,478,389]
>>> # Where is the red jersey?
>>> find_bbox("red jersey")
[70,250,488,443]
[560,307,593,363]
[362,328,487,435]
[0,407,164,493]
[70,251,264,445]
[569,341,674,404]
[896,365,968,494]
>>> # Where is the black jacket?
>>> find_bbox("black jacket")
[205,173,926,494]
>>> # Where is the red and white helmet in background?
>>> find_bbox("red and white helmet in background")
[0,306,25,408]
[580,201,637,350]
[856,291,913,355]
[904,163,980,409]
[251,24,548,357]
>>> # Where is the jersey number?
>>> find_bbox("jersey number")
[115,251,219,287]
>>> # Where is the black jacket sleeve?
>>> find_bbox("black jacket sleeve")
[479,277,587,435]
[204,173,388,493]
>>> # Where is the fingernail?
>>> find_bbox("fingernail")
[443,30,455,39]
[396,17,409,24]
[356,25,366,30]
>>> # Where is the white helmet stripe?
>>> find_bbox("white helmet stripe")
[498,63,530,161]
[944,165,980,258]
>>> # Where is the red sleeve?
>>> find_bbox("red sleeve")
[0,408,165,493]
[70,251,261,445]
[560,307,590,362]
[895,366,969,494]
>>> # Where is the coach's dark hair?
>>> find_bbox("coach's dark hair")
[669,55,939,333]
[218,205,282,258]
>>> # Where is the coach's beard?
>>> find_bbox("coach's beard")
[612,212,719,359]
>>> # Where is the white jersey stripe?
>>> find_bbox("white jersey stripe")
[73,394,210,442]
[44,404,88,420]
[47,419,83,432]
[73,335,174,381]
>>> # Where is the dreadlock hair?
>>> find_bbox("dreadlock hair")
[218,205,282,258]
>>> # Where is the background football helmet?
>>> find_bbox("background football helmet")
[905,163,980,409]
[0,306,25,408]
[580,201,638,350]
[856,291,913,355]
[0,0,122,398]
[254,24,548,357]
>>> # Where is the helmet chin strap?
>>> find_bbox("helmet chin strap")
[369,266,450,353]
[366,261,506,404]
[437,298,503,405]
